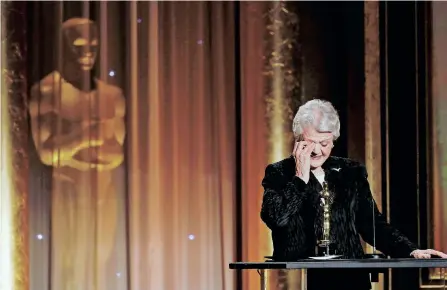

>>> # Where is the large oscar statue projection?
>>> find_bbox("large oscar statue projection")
[29,18,125,290]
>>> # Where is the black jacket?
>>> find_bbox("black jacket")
[260,156,418,289]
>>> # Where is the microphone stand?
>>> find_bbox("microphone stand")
[364,198,385,260]
[363,198,385,283]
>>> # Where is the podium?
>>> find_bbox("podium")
[229,259,447,290]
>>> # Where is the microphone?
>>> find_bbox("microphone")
[364,197,385,259]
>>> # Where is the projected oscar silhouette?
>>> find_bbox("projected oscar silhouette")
[29,18,125,290]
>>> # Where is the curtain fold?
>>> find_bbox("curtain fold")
[239,3,269,290]
[27,1,236,289]
[431,1,447,280]
[126,2,236,290]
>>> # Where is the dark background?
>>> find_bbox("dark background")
[288,2,432,289]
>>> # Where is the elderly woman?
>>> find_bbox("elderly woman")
[260,99,447,290]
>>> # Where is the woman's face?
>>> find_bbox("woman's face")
[301,126,334,169]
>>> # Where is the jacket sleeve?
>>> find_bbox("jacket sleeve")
[260,164,312,229]
[355,165,418,257]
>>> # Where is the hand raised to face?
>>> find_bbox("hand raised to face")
[299,127,334,170]
[293,141,315,184]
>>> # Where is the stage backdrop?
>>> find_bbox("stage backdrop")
[0,2,386,290]
[1,2,447,290]
[3,2,236,290]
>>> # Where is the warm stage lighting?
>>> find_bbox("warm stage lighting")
[0,2,14,288]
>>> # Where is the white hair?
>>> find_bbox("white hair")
[292,99,340,140]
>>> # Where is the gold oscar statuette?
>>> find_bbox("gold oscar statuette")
[316,181,335,256]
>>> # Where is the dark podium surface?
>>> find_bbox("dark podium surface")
[230,259,447,289]
[230,258,447,269]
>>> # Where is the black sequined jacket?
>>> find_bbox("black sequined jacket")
[260,155,418,260]
[260,156,419,289]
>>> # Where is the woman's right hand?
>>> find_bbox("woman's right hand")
[293,141,315,183]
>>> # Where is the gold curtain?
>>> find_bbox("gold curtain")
[364,3,383,290]
[1,2,29,290]
[431,1,447,281]
[126,2,236,289]
[239,2,269,290]
[240,2,301,290]
[25,1,236,290]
